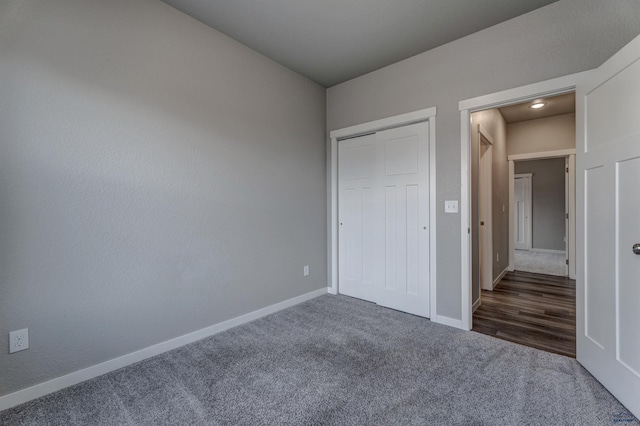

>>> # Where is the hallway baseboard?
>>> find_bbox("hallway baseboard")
[492,268,508,289]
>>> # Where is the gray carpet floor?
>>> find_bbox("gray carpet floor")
[1,295,637,425]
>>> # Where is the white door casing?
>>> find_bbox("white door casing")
[460,72,588,331]
[514,174,532,251]
[576,35,640,418]
[507,151,576,278]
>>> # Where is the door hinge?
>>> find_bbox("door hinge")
[566,167,569,173]
[566,213,569,219]
[468,228,471,234]
[566,259,569,265]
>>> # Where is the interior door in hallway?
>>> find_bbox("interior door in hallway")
[514,174,531,251]
[479,135,493,290]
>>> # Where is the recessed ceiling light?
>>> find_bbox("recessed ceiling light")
[530,102,546,109]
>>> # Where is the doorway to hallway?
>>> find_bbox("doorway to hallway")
[466,92,577,358]
[472,270,576,357]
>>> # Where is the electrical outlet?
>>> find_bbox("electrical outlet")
[303,265,310,277]
[9,328,29,354]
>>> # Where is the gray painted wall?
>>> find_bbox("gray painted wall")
[515,159,567,251]
[507,113,576,156]
[327,0,640,320]
[0,0,326,396]
[470,110,509,306]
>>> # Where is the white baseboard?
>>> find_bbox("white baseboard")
[492,267,508,289]
[472,298,482,313]
[0,287,327,412]
[433,315,463,330]
[531,248,565,255]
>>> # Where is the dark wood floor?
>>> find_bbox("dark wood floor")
[472,270,576,358]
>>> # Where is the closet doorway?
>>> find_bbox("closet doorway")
[329,108,437,320]
[338,122,429,316]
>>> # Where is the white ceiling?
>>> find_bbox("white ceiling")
[499,92,575,123]
[161,0,559,87]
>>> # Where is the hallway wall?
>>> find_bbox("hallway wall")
[471,109,509,305]
[507,113,575,155]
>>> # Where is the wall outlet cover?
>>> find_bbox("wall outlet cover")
[9,328,29,354]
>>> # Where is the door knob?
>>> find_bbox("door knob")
[633,243,640,255]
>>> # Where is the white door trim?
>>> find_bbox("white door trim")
[459,71,589,331]
[567,154,576,279]
[507,150,576,277]
[328,107,437,320]
[508,149,576,161]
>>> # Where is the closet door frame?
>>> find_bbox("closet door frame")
[329,107,437,320]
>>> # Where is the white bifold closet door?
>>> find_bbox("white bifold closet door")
[338,122,430,318]
[338,133,376,303]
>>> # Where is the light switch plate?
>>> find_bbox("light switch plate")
[445,200,458,213]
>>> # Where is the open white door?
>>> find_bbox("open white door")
[577,35,640,418]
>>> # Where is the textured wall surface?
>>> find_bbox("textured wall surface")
[3,0,640,401]
[507,113,576,156]
[327,0,640,320]
[0,0,326,396]
[515,159,567,251]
